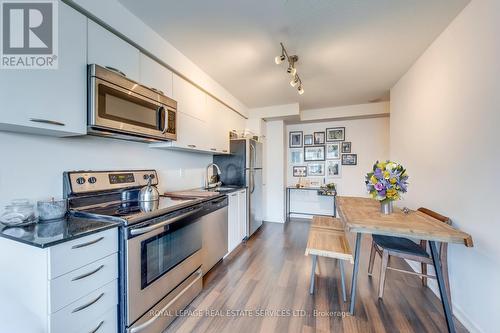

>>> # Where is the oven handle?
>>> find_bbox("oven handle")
[129,208,202,236]
[128,269,202,333]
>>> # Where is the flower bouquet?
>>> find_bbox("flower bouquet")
[365,161,408,214]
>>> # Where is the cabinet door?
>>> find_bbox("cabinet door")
[87,20,140,82]
[139,53,173,97]
[172,74,207,122]
[238,190,248,240]
[0,2,87,136]
[228,192,239,253]
[206,96,229,153]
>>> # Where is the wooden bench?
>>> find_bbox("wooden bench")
[305,216,353,302]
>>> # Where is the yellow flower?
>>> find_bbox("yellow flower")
[390,178,397,184]
[383,171,390,179]
[377,162,386,170]
[386,188,399,200]
[370,175,378,184]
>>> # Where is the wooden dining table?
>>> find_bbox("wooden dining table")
[337,196,473,333]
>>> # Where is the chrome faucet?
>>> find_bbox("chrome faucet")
[206,163,222,189]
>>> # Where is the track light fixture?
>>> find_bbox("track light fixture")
[275,42,304,95]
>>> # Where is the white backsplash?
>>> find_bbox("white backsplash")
[0,132,211,207]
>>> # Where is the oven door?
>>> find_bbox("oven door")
[89,76,176,141]
[125,207,203,326]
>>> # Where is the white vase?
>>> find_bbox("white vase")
[380,201,394,215]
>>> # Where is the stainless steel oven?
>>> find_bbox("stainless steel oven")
[125,204,204,332]
[88,64,177,142]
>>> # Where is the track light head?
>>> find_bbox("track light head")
[298,85,304,95]
[290,76,299,87]
[275,54,285,65]
[287,66,297,76]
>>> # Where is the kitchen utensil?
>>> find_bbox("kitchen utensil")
[139,175,159,202]
[0,199,38,226]
[37,198,67,221]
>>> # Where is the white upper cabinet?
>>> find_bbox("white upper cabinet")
[172,74,207,122]
[139,53,173,98]
[0,2,87,137]
[206,96,229,153]
[87,20,140,82]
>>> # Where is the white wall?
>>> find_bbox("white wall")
[263,120,286,223]
[286,117,390,216]
[390,1,500,332]
[0,132,211,207]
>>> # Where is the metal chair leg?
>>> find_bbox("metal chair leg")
[378,250,389,299]
[339,259,347,302]
[368,241,376,276]
[309,255,317,295]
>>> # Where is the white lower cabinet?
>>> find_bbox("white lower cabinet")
[49,280,118,333]
[228,189,247,253]
[0,227,119,333]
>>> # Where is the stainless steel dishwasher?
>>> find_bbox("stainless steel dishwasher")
[201,196,228,275]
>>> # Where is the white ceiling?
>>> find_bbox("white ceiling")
[118,0,469,110]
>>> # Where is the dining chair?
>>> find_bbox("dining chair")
[367,207,452,309]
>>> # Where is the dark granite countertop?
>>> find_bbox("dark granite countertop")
[0,216,120,248]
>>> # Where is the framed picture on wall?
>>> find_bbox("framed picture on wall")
[304,146,325,161]
[290,149,303,164]
[341,141,351,153]
[304,134,313,146]
[326,127,345,142]
[293,166,307,177]
[289,131,303,148]
[326,159,341,177]
[307,163,325,176]
[342,153,357,165]
[326,143,340,159]
[313,132,325,145]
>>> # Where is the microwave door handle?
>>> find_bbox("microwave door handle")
[157,106,166,132]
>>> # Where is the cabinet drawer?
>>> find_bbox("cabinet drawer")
[50,254,118,313]
[77,306,117,333]
[49,280,117,333]
[49,228,118,279]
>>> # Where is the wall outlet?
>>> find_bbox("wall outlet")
[179,168,184,177]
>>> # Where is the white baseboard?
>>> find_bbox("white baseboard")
[405,260,482,333]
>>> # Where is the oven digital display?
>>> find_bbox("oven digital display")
[109,173,135,184]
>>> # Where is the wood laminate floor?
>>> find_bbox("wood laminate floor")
[166,220,467,333]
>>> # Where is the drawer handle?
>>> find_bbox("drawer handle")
[29,118,65,126]
[71,236,104,249]
[223,150,228,153]
[210,148,217,151]
[72,293,104,313]
[129,270,202,333]
[187,144,196,148]
[89,321,104,333]
[71,265,105,281]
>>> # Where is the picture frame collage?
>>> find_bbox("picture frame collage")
[289,127,358,180]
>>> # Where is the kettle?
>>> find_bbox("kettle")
[139,175,160,202]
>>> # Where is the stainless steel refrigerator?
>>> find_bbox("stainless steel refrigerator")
[214,138,263,237]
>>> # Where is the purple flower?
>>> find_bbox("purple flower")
[378,189,386,197]
[374,168,383,178]
[374,183,385,191]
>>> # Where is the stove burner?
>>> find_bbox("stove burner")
[116,205,141,216]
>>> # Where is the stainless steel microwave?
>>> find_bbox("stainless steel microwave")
[88,64,177,142]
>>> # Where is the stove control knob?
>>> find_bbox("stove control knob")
[76,177,86,185]
[88,177,97,184]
